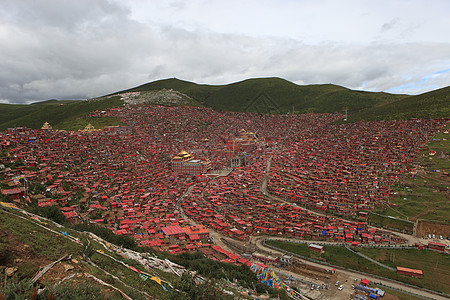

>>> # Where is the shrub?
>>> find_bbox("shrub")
[38,205,67,225]
[0,276,37,300]
[72,223,136,249]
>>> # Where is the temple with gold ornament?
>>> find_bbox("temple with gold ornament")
[41,122,52,130]
[171,151,211,175]
[221,129,261,156]
[84,123,95,131]
[78,123,100,132]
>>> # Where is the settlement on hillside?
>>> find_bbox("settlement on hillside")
[0,104,447,262]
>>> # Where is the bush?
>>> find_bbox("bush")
[0,276,38,300]
[37,205,67,225]
[0,275,122,300]
[81,239,94,261]
[0,243,12,265]
[48,281,120,300]
[169,272,229,300]
[72,223,136,249]
[170,252,290,299]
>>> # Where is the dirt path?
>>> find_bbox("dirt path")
[261,155,449,247]
[176,158,448,299]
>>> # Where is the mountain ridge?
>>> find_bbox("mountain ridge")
[117,77,410,114]
[0,77,448,130]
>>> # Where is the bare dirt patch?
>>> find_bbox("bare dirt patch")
[417,221,450,236]
[373,251,388,262]
[377,294,399,300]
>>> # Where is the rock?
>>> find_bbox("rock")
[64,264,74,271]
[5,267,18,277]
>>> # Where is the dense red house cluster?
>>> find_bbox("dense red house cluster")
[1,104,446,261]
[267,120,442,216]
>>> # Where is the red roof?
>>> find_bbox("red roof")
[62,211,78,218]
[184,224,209,236]
[188,234,200,241]
[161,225,185,236]
[1,188,23,195]
[397,266,423,275]
[428,241,446,247]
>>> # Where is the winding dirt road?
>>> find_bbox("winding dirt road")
[176,156,448,299]
[260,155,444,247]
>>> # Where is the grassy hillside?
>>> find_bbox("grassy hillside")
[53,116,124,131]
[0,206,175,299]
[348,86,450,121]
[1,78,448,129]
[0,97,124,131]
[371,128,450,235]
[266,240,450,295]
[118,78,222,106]
[0,204,288,300]
[120,77,406,114]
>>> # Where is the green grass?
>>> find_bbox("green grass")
[54,116,124,131]
[0,209,81,262]
[0,274,124,300]
[358,247,450,294]
[375,131,450,224]
[2,78,448,127]
[367,213,414,233]
[266,240,450,294]
[0,207,265,299]
[348,86,450,121]
[0,97,123,130]
[117,77,408,115]
[0,208,172,298]
[371,283,425,300]
[118,77,449,119]
[386,188,450,222]
[89,251,169,300]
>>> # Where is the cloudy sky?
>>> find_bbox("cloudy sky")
[1,0,450,104]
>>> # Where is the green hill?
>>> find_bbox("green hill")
[349,85,450,121]
[0,97,124,131]
[0,204,286,299]
[120,77,407,114]
[1,77,448,131]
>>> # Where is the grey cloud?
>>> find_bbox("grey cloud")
[0,1,449,103]
[381,18,400,32]
[1,0,128,31]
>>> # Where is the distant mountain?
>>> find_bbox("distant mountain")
[349,85,450,121]
[0,77,448,130]
[0,97,124,131]
[118,77,408,114]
